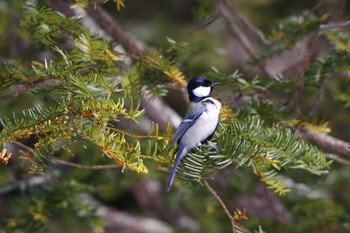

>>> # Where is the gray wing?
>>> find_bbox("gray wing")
[168,103,206,151]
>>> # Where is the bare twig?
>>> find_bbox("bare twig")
[12,141,123,170]
[213,0,266,75]
[298,127,350,156]
[0,176,173,233]
[97,204,173,233]
[319,20,350,31]
[68,101,79,136]
[82,193,173,233]
[1,79,61,100]
[309,73,332,118]
[141,88,182,131]
[46,0,145,53]
[224,0,267,45]
[52,158,122,170]
[85,5,145,53]
[45,0,75,17]
[284,33,320,111]
[279,175,330,199]
[0,174,54,195]
[203,180,251,233]
[203,180,236,233]
[325,153,350,166]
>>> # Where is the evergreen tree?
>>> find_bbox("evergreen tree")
[0,0,350,232]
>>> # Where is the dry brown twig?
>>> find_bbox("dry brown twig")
[298,127,350,156]
[319,20,350,30]
[213,0,267,75]
[203,180,252,233]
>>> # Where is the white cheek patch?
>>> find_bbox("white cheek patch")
[193,86,211,97]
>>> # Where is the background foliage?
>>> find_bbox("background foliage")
[1,0,350,232]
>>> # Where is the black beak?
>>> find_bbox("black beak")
[211,82,219,87]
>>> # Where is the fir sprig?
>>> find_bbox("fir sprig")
[177,117,330,195]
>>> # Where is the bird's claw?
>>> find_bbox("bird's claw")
[198,143,219,152]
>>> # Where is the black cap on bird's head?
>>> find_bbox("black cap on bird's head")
[187,77,218,102]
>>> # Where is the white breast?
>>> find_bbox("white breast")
[180,97,221,148]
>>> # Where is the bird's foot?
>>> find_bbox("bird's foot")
[198,143,219,152]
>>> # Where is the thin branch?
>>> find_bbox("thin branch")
[108,125,166,140]
[12,140,35,152]
[203,180,236,233]
[52,158,122,170]
[319,20,350,30]
[284,33,320,111]
[309,73,332,118]
[224,0,267,45]
[0,174,54,195]
[325,153,350,166]
[279,175,330,199]
[298,127,350,156]
[45,0,75,17]
[141,88,182,131]
[1,79,61,100]
[184,15,220,39]
[68,103,79,136]
[84,193,174,233]
[12,141,122,170]
[85,5,145,53]
[213,0,267,75]
[203,180,252,233]
[46,0,145,53]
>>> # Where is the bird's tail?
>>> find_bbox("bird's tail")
[165,144,188,192]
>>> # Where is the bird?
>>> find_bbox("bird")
[166,77,222,191]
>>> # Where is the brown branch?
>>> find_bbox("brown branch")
[319,20,350,31]
[0,175,173,233]
[284,33,320,111]
[213,0,267,75]
[203,180,252,233]
[45,0,75,17]
[0,174,54,195]
[108,127,166,140]
[298,127,350,156]
[278,175,330,199]
[224,0,267,45]
[141,88,182,131]
[45,0,145,53]
[85,5,145,53]
[12,141,123,170]
[203,180,236,233]
[52,158,122,170]
[325,153,350,166]
[83,193,173,233]
[309,73,332,118]
[1,79,61,100]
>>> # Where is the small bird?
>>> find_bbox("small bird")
[166,77,222,191]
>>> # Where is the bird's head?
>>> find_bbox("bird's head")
[187,77,218,102]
